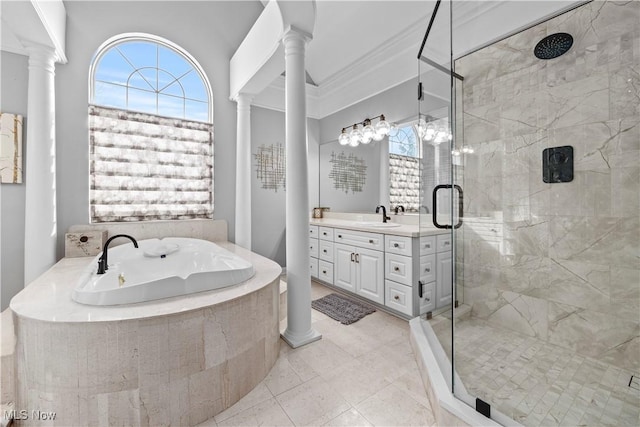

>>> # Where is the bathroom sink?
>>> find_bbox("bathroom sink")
[355,221,401,228]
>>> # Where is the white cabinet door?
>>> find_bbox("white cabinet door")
[334,243,356,292]
[436,251,452,308]
[356,247,384,304]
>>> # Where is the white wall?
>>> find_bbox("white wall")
[54,1,263,258]
[1,52,28,311]
[250,106,319,267]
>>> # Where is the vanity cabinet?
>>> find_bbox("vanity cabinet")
[310,226,335,285]
[334,242,384,304]
[309,221,452,319]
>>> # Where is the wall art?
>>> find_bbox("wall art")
[0,112,24,184]
[254,143,286,192]
[328,151,367,193]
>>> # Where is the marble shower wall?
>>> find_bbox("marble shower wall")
[455,1,639,372]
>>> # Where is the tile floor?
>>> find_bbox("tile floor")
[197,281,436,427]
[430,316,640,427]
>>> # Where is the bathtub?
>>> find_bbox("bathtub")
[72,237,255,305]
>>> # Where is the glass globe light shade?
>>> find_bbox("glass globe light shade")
[349,126,362,147]
[424,123,436,141]
[416,118,428,139]
[362,124,375,143]
[338,129,349,146]
[375,116,391,138]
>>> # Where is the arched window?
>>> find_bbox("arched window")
[89,34,213,222]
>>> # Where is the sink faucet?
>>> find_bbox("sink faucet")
[394,205,405,215]
[97,234,139,274]
[375,205,391,223]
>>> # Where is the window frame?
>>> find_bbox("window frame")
[88,33,214,223]
[89,32,213,123]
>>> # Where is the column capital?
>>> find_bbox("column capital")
[233,92,254,106]
[282,25,312,45]
[23,41,56,73]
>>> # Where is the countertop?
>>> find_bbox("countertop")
[310,217,449,238]
[10,242,282,323]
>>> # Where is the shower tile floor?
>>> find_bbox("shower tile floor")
[430,316,640,427]
[197,281,436,427]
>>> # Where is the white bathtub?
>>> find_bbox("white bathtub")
[72,237,255,305]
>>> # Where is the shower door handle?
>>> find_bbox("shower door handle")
[432,184,463,229]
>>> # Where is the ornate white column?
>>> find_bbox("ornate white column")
[234,93,253,250]
[281,26,321,348]
[23,43,57,285]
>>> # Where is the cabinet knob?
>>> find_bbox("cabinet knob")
[369,239,374,244]
[394,266,400,272]
[425,268,430,272]
[323,232,327,236]
[444,241,450,245]
[322,270,327,274]
[425,244,431,248]
[338,234,342,238]
[426,297,430,302]
[394,295,400,301]
[323,249,327,253]
[393,243,399,248]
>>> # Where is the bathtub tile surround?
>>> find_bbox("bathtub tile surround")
[455,1,640,372]
[64,230,107,257]
[11,220,283,426]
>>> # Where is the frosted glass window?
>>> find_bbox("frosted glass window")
[388,125,421,212]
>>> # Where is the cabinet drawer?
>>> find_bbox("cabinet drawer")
[420,236,436,255]
[437,234,452,252]
[319,227,334,242]
[385,253,413,286]
[419,281,435,314]
[385,280,412,316]
[309,238,319,258]
[385,235,412,256]
[310,257,318,278]
[334,229,383,251]
[309,225,319,238]
[419,254,436,283]
[319,240,334,262]
[318,260,334,285]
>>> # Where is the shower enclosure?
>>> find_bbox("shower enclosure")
[417,1,640,426]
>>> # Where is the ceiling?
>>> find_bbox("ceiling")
[252,0,581,119]
[1,0,581,120]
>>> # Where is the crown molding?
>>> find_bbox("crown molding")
[251,1,580,120]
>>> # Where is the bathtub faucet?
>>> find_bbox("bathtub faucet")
[97,234,139,275]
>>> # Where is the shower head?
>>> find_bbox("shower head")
[534,32,573,59]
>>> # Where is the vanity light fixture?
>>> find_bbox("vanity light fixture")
[415,116,452,145]
[338,114,393,147]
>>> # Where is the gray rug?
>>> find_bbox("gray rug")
[311,293,376,325]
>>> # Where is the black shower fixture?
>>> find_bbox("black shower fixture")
[534,32,573,59]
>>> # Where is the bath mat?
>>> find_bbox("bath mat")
[311,293,376,325]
